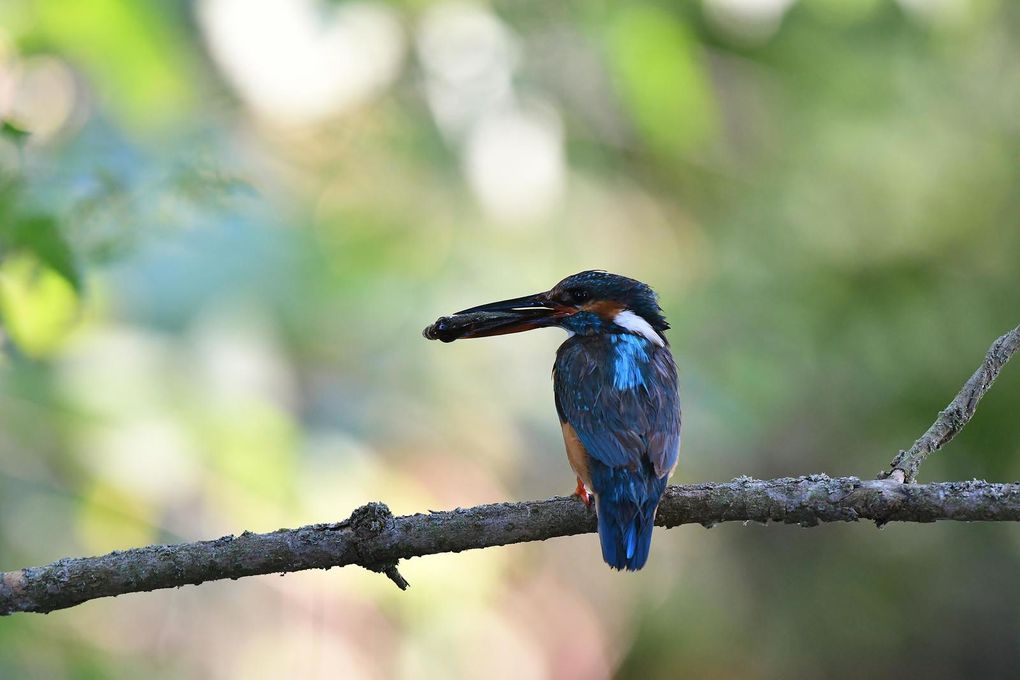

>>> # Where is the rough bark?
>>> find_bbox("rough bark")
[4,476,1020,616]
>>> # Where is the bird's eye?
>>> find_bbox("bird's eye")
[568,288,590,304]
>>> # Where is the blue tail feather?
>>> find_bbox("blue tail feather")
[591,460,667,571]
[625,524,638,560]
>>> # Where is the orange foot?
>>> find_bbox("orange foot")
[572,477,594,509]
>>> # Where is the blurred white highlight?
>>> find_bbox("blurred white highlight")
[0,31,78,142]
[190,303,296,410]
[897,0,972,26]
[417,3,565,224]
[81,418,202,503]
[463,104,565,224]
[198,0,404,124]
[9,57,78,140]
[703,0,796,43]
[417,2,518,139]
[59,327,203,501]
[59,327,179,419]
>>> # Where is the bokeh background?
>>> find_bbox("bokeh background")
[1,0,1019,677]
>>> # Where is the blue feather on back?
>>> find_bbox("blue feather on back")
[611,335,648,390]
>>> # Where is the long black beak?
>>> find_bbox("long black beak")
[423,292,569,342]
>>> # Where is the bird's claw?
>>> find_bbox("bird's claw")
[572,478,594,509]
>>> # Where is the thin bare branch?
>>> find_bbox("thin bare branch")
[883,324,1020,483]
[5,476,1020,616]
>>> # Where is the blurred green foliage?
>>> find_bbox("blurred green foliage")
[608,6,717,157]
[0,0,1019,678]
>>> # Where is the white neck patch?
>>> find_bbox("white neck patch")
[613,310,664,347]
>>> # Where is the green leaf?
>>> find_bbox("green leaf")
[35,0,195,127]
[607,6,718,159]
[0,120,30,146]
[6,215,82,292]
[0,254,80,358]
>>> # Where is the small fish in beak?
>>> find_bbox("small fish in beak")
[422,292,567,342]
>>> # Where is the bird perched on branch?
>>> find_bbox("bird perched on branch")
[424,271,681,571]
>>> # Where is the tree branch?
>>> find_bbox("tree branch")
[882,324,1020,483]
[2,323,1018,616]
[4,477,1020,616]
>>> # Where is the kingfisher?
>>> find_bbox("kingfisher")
[424,271,681,571]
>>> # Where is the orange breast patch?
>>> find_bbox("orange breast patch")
[560,421,592,490]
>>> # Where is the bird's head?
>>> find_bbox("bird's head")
[424,270,669,345]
